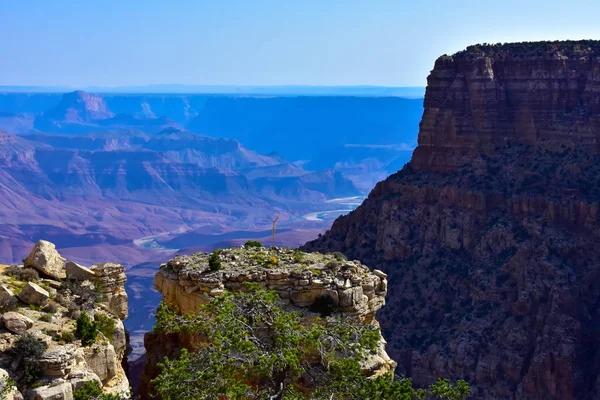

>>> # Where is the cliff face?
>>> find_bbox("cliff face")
[302,41,600,400]
[139,246,395,398]
[413,41,600,172]
[0,240,129,399]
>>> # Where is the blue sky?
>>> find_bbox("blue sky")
[1,0,599,87]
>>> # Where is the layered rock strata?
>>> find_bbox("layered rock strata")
[302,41,600,400]
[0,241,130,399]
[140,246,394,398]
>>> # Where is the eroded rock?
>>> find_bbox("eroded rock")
[65,262,95,281]
[24,240,66,280]
[17,282,49,306]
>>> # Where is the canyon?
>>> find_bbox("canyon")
[303,41,600,399]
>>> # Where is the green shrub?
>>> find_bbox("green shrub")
[333,252,347,261]
[244,240,262,248]
[59,331,75,344]
[95,313,116,341]
[292,249,305,263]
[40,313,53,323]
[11,333,45,359]
[74,380,122,400]
[5,265,39,282]
[208,250,222,272]
[152,283,470,400]
[75,312,98,346]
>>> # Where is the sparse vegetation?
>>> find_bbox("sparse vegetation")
[10,333,45,386]
[73,380,122,400]
[40,313,53,323]
[59,330,75,344]
[208,249,222,272]
[5,265,39,282]
[152,283,469,399]
[75,312,98,346]
[94,313,116,341]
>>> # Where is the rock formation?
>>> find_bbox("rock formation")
[302,41,600,400]
[139,246,395,398]
[0,241,130,399]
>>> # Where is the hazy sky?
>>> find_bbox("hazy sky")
[2,0,600,87]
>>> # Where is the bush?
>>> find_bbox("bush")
[40,313,53,323]
[75,312,98,346]
[244,240,263,248]
[59,331,75,344]
[5,265,39,282]
[11,333,45,359]
[74,380,122,400]
[95,313,116,341]
[333,252,347,262]
[208,250,222,272]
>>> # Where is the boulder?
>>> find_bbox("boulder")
[1,312,34,334]
[83,343,118,383]
[24,240,66,280]
[17,282,49,306]
[28,381,73,400]
[0,285,17,310]
[65,262,95,281]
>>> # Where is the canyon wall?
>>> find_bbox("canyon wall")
[302,41,600,400]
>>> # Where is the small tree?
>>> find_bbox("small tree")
[75,312,98,346]
[208,250,222,272]
[152,284,470,399]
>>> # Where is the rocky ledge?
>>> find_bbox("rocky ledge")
[0,240,129,400]
[139,245,395,398]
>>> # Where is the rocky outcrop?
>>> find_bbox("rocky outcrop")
[0,241,130,399]
[302,41,600,400]
[91,263,128,321]
[24,241,66,280]
[139,246,394,398]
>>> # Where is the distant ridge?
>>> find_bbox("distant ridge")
[0,85,425,98]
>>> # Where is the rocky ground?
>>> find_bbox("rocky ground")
[0,240,129,400]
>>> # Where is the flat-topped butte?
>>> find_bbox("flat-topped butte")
[155,245,389,320]
[450,39,600,60]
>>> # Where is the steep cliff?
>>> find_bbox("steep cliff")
[302,41,600,400]
[0,240,129,399]
[139,246,395,398]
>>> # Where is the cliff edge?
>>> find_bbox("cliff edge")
[139,245,395,398]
